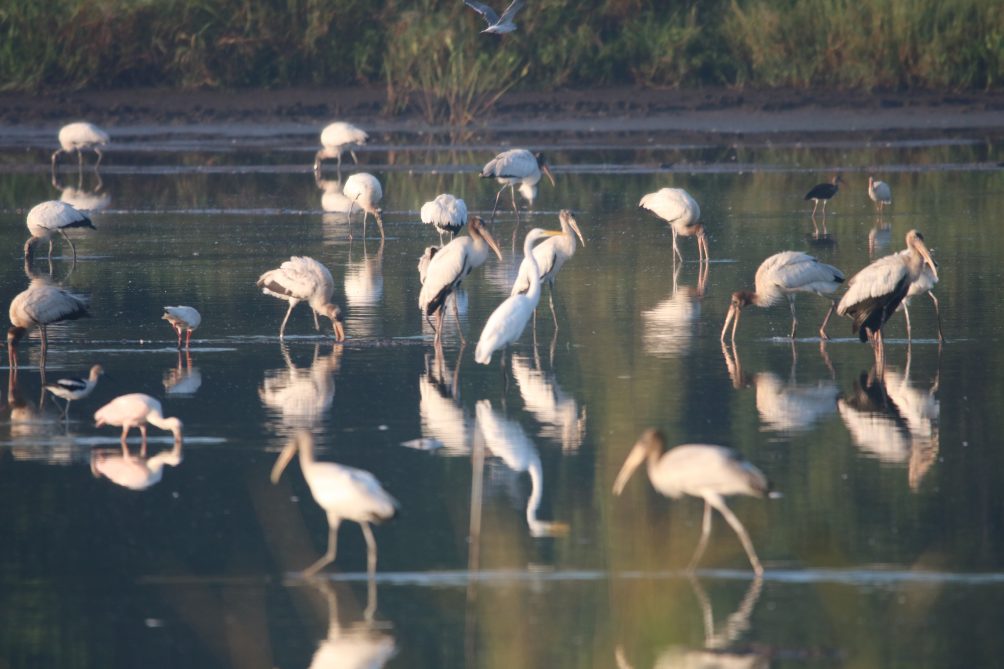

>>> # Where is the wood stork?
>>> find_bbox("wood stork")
[643,262,707,359]
[464,0,525,34]
[837,230,938,373]
[44,364,103,417]
[271,431,398,576]
[475,399,570,537]
[91,438,183,490]
[612,428,779,575]
[511,355,586,453]
[804,175,844,217]
[162,306,201,349]
[343,173,384,239]
[257,256,345,341]
[421,193,468,244]
[419,217,503,345]
[259,344,340,433]
[510,209,585,328]
[314,121,368,174]
[721,251,845,344]
[480,149,555,226]
[24,200,95,263]
[868,176,892,213]
[7,277,89,370]
[418,345,472,456]
[898,248,944,343]
[51,122,109,172]
[304,579,397,669]
[94,393,183,448]
[474,228,561,365]
[639,188,708,264]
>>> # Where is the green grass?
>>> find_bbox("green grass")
[1,0,1000,116]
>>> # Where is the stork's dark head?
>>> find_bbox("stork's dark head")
[7,326,26,347]
[731,291,756,310]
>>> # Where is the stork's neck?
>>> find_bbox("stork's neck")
[523,237,543,302]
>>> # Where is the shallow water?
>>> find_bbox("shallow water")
[1,123,1004,667]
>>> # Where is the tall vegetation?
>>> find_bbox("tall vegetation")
[1,0,999,108]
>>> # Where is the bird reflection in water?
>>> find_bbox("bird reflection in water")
[474,399,570,537]
[722,343,839,435]
[259,343,342,435]
[343,239,384,339]
[869,217,891,259]
[317,173,361,239]
[52,168,110,214]
[2,365,69,458]
[271,431,398,577]
[413,342,472,456]
[838,347,940,490]
[643,260,707,359]
[163,349,202,396]
[616,576,767,669]
[510,354,586,453]
[90,431,183,491]
[298,577,396,669]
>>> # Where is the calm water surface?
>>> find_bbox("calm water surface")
[1,123,1003,668]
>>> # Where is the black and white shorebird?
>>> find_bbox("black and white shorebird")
[24,200,96,263]
[44,364,104,417]
[464,0,526,34]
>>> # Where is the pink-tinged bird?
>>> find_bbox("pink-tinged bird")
[257,256,345,341]
[94,393,184,448]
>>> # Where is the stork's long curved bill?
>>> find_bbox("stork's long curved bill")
[564,211,586,247]
[915,239,939,281]
[541,164,556,188]
[271,441,298,484]
[482,226,504,261]
[612,441,648,496]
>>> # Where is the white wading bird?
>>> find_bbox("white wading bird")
[257,256,346,341]
[721,251,845,343]
[480,149,555,225]
[474,228,561,365]
[24,200,96,263]
[419,217,503,345]
[510,209,585,328]
[314,122,368,174]
[52,122,109,172]
[44,364,104,418]
[343,173,384,239]
[837,230,938,373]
[94,393,183,448]
[421,193,468,244]
[162,306,201,350]
[639,187,708,264]
[897,248,944,343]
[7,277,89,370]
[868,176,892,213]
[271,431,399,576]
[612,428,780,575]
[464,0,526,34]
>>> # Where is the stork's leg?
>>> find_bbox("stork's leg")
[819,300,836,340]
[304,520,341,577]
[313,309,320,331]
[278,302,297,340]
[686,501,714,572]
[48,239,55,261]
[51,149,61,175]
[349,149,359,165]
[902,301,913,342]
[362,211,368,239]
[672,230,682,263]
[929,291,945,343]
[708,494,764,575]
[510,185,520,227]
[185,329,193,349]
[139,424,148,455]
[548,286,559,331]
[40,325,48,371]
[434,308,444,346]
[120,426,130,449]
[375,211,385,240]
[452,295,466,345]
[438,230,445,246]
[490,184,507,223]
[810,199,819,217]
[788,296,798,339]
[94,147,103,169]
[361,521,378,577]
[77,149,84,171]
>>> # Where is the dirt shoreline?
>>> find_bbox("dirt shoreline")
[2,85,1003,135]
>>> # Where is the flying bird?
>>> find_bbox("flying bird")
[257,256,345,341]
[613,428,779,575]
[721,251,845,343]
[44,364,104,418]
[464,0,526,34]
[639,188,708,264]
[52,122,109,172]
[162,306,202,350]
[421,193,468,244]
[24,200,96,263]
[314,121,368,174]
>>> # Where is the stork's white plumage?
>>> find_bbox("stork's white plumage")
[418,347,472,456]
[421,193,468,244]
[259,346,340,432]
[52,122,109,172]
[480,149,555,225]
[257,256,345,341]
[343,173,384,238]
[511,355,586,453]
[94,393,183,447]
[639,188,708,263]
[510,209,585,328]
[7,277,89,369]
[722,251,845,343]
[475,399,569,536]
[868,177,892,213]
[898,248,944,343]
[271,431,398,576]
[837,231,938,372]
[474,228,560,365]
[612,428,778,574]
[314,122,368,173]
[419,217,502,344]
[24,200,95,263]
[162,306,201,349]
[44,364,104,417]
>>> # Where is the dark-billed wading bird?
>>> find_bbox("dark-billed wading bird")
[613,428,780,575]
[24,200,96,263]
[480,149,555,229]
[639,187,708,264]
[257,256,346,341]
